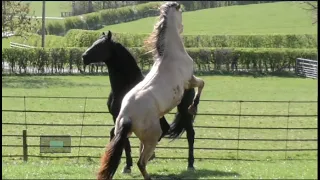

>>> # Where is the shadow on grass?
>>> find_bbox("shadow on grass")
[2,76,106,89]
[149,169,241,180]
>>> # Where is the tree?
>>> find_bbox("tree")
[302,1,317,24]
[2,1,39,38]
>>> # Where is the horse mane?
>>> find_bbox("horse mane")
[105,39,144,97]
[111,41,142,74]
[144,2,181,60]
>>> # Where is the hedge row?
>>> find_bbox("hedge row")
[2,47,317,74]
[46,2,163,35]
[65,31,318,48]
[10,34,65,48]
[13,30,318,49]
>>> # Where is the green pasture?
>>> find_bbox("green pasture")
[99,2,317,35]
[2,75,317,179]
[24,1,72,17]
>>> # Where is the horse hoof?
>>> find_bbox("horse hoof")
[122,166,131,174]
[187,166,196,171]
[148,153,156,161]
[188,105,197,115]
[145,176,152,180]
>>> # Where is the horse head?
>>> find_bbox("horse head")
[82,31,114,65]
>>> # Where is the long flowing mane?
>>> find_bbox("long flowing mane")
[144,2,181,59]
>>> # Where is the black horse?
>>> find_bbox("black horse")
[82,31,198,173]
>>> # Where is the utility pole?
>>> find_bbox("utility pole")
[3,2,6,31]
[72,1,75,15]
[41,1,45,48]
[88,1,93,13]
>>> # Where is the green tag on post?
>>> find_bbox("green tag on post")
[50,141,64,148]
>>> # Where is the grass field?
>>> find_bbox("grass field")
[2,75,317,179]
[99,2,317,35]
[2,159,317,179]
[24,1,72,17]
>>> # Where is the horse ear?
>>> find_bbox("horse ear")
[176,4,180,10]
[102,32,105,36]
[107,31,112,40]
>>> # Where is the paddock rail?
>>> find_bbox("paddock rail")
[2,95,317,161]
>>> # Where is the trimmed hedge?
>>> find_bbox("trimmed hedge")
[2,47,317,75]
[68,31,317,48]
[46,2,163,35]
[14,30,318,49]
[63,30,148,48]
[2,48,83,74]
[10,34,66,48]
[46,21,65,36]
[64,17,87,32]
[84,2,162,27]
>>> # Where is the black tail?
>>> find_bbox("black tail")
[97,117,132,180]
[168,89,196,139]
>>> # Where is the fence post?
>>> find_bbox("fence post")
[236,101,242,160]
[23,130,28,162]
[77,97,87,162]
[24,96,27,130]
[295,58,298,74]
[285,101,290,160]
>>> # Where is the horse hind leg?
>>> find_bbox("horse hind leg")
[137,141,158,180]
[138,117,169,162]
[145,116,170,161]
[137,123,161,179]
[139,142,156,162]
[159,116,170,141]
[188,75,205,115]
[122,138,133,174]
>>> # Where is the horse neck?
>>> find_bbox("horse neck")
[106,52,143,96]
[163,18,185,56]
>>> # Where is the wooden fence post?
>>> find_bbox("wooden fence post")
[23,130,28,162]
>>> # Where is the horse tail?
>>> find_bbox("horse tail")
[168,89,196,139]
[168,112,196,139]
[97,116,132,180]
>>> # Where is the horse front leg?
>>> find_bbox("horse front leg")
[186,124,195,171]
[188,75,205,115]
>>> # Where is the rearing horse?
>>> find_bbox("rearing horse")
[97,2,205,179]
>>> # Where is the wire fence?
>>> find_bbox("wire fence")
[2,95,318,161]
